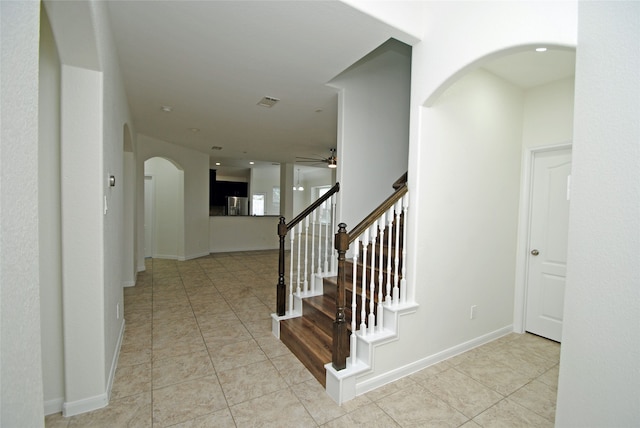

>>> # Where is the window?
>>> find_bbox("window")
[252,193,266,216]
[313,185,332,224]
[272,187,280,215]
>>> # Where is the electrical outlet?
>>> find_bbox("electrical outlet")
[470,305,477,320]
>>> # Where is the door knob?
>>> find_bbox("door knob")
[531,249,539,256]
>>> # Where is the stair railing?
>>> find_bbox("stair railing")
[333,174,408,370]
[277,182,340,316]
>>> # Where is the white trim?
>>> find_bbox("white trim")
[513,142,572,333]
[355,324,514,396]
[152,253,179,260]
[63,392,108,417]
[107,319,125,400]
[137,263,146,272]
[44,397,64,416]
[180,251,211,261]
[123,280,136,287]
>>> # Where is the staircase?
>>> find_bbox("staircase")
[279,221,401,386]
[272,173,416,404]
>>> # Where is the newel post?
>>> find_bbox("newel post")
[277,216,287,316]
[333,223,349,370]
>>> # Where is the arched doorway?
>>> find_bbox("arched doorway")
[418,45,575,343]
[143,157,185,260]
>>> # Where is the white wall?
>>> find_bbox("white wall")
[522,77,575,149]
[137,134,210,262]
[416,69,524,353]
[209,217,280,253]
[330,38,411,230]
[250,165,281,216]
[0,1,45,425]
[43,0,133,415]
[38,5,65,414]
[556,2,640,425]
[144,157,184,259]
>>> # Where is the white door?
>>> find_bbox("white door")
[144,176,154,258]
[525,148,572,342]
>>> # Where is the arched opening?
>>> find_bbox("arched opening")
[417,45,575,345]
[143,157,185,260]
[122,124,136,286]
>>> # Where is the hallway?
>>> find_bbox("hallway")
[45,251,560,427]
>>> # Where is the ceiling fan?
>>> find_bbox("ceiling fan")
[295,148,337,168]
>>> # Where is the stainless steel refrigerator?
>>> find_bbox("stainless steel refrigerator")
[226,196,248,216]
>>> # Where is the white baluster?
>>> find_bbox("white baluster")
[360,229,369,335]
[330,193,337,274]
[289,226,295,313]
[368,223,376,335]
[303,217,309,294]
[310,210,317,293]
[317,212,323,276]
[350,238,359,364]
[323,215,330,275]
[393,200,401,305]
[296,222,302,295]
[400,194,409,304]
[385,207,393,304]
[377,218,384,332]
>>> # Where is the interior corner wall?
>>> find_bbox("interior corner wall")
[38,4,65,414]
[413,69,524,356]
[555,2,640,425]
[522,76,575,149]
[60,63,107,412]
[0,1,46,425]
[331,39,411,231]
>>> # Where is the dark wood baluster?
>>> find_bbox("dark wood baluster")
[333,223,349,370]
[277,216,287,316]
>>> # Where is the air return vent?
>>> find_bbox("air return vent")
[257,96,280,108]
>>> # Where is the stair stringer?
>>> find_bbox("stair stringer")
[324,301,418,405]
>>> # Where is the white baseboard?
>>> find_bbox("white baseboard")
[180,251,211,261]
[44,397,64,416]
[61,321,125,417]
[107,319,126,400]
[355,324,514,396]
[123,280,136,287]
[63,392,108,417]
[137,263,146,272]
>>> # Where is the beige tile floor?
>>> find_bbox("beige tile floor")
[46,250,560,427]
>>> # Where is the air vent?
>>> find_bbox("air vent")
[257,96,280,108]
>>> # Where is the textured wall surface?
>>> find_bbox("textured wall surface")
[0,1,45,425]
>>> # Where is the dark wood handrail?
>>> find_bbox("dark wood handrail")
[332,171,408,370]
[286,182,340,231]
[276,181,340,316]
[348,183,407,243]
[392,171,408,190]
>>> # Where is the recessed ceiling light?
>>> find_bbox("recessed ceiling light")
[535,47,548,52]
[190,128,200,133]
[257,96,280,108]
[249,161,255,165]
[215,162,221,166]
[211,146,223,151]
[161,105,173,112]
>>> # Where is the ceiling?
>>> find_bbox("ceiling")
[106,2,575,173]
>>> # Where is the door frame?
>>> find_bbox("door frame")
[513,142,572,334]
